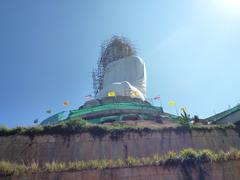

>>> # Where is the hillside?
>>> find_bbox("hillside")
[1,120,240,179]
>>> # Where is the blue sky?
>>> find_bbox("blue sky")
[1,0,240,127]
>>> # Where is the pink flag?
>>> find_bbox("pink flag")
[84,94,93,100]
[154,96,160,100]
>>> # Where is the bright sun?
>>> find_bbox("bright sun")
[226,0,240,5]
[212,0,240,16]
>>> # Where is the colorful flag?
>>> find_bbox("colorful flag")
[107,91,116,97]
[63,101,70,106]
[33,118,38,124]
[46,110,52,114]
[84,95,93,100]
[154,96,160,100]
[169,101,176,107]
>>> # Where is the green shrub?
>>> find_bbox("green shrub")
[0,161,38,176]
[0,126,8,136]
[126,156,142,167]
[179,148,198,159]
[177,110,191,128]
[45,162,66,172]
[0,161,15,176]
[198,149,216,162]
[0,118,239,138]
[68,161,87,170]
[1,149,240,176]
[216,151,228,161]
[163,151,179,165]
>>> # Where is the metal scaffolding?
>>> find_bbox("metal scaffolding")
[92,36,136,97]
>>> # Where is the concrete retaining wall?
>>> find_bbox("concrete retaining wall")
[0,129,240,164]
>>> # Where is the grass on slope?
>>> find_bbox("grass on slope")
[0,119,237,138]
[1,148,240,176]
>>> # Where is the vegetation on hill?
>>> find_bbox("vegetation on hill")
[0,119,237,138]
[177,110,191,128]
[1,148,240,177]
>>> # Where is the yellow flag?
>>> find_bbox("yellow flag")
[108,91,116,97]
[169,101,175,107]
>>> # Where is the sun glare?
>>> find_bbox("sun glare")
[226,0,240,6]
[212,0,240,16]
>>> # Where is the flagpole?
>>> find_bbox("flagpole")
[175,106,179,116]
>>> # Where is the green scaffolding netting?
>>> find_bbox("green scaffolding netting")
[69,102,160,119]
[40,111,66,125]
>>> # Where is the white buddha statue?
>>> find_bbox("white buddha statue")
[97,56,147,101]
[93,36,147,101]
